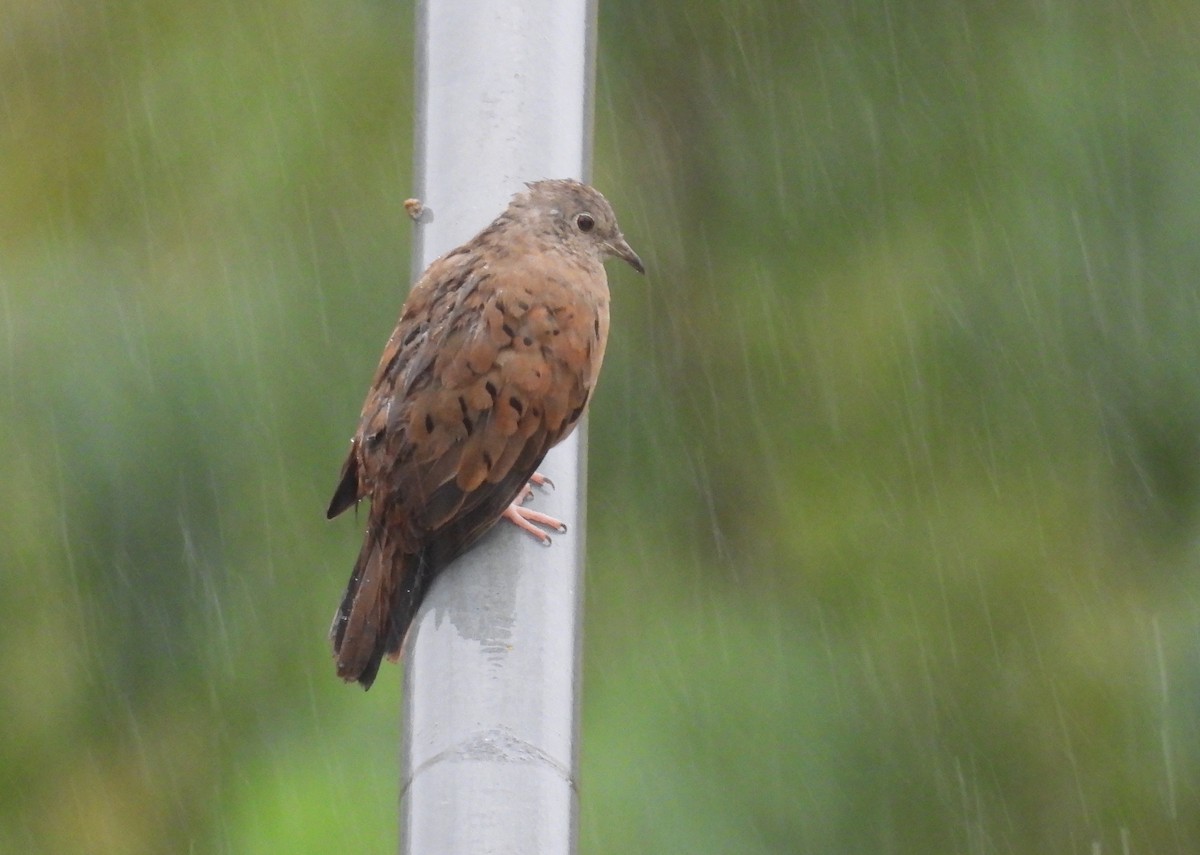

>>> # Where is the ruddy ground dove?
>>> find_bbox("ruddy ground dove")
[326,179,644,688]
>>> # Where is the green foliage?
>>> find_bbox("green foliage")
[4,0,1200,851]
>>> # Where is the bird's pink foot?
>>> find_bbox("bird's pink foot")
[503,474,566,544]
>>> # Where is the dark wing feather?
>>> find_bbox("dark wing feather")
[326,451,360,519]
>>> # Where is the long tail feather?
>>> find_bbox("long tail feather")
[330,528,431,689]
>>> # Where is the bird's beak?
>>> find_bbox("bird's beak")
[608,236,645,274]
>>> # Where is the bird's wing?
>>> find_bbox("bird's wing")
[394,251,606,560]
[330,244,607,551]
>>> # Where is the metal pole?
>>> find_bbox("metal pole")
[401,2,595,853]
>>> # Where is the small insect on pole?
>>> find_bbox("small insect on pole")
[402,1,595,853]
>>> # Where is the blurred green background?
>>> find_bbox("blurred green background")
[4,0,1200,852]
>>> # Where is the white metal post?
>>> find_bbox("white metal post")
[401,2,595,853]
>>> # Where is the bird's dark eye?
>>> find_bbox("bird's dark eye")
[575,213,595,233]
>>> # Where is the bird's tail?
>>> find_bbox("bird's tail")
[330,528,427,689]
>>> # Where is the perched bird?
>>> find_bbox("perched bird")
[327,179,644,688]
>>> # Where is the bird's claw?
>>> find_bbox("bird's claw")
[516,472,555,505]
[502,475,567,544]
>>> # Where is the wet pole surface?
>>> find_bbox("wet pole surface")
[401,2,596,853]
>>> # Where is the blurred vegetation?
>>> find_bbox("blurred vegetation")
[3,0,1199,852]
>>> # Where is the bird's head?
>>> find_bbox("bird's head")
[514,179,645,275]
